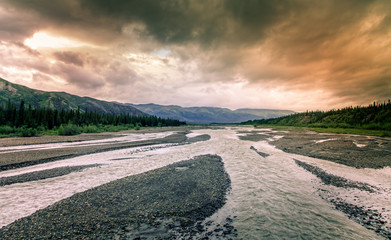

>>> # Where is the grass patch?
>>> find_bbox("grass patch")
[0,124,147,138]
[256,124,391,137]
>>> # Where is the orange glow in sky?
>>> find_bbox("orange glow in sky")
[24,32,90,49]
[0,1,390,111]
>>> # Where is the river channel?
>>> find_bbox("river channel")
[0,127,388,239]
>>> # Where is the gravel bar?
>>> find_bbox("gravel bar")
[0,154,232,239]
[295,159,391,239]
[269,130,391,168]
[0,126,211,147]
[294,159,376,192]
[0,164,101,186]
[250,146,270,158]
[0,132,188,171]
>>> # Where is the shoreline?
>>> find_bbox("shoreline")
[254,125,391,138]
[0,129,211,172]
[266,129,391,169]
[0,126,208,147]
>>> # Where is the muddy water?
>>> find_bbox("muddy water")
[0,127,384,239]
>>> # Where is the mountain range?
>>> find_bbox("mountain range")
[128,103,294,124]
[0,78,144,116]
[0,78,294,124]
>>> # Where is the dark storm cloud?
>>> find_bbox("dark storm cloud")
[53,51,85,67]
[1,0,390,110]
[3,0,384,49]
[55,63,105,89]
[0,4,43,42]
[0,0,121,45]
[80,0,227,45]
[74,0,311,48]
[1,0,300,46]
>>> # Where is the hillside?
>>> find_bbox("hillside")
[234,108,294,119]
[128,104,294,124]
[0,78,294,125]
[245,101,391,131]
[0,78,144,116]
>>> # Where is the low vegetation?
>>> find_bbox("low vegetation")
[0,100,185,137]
[245,101,391,137]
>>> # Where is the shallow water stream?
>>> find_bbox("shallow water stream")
[0,127,387,239]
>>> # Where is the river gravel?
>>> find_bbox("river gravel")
[0,126,389,239]
[0,155,231,239]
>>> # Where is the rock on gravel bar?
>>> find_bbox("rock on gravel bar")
[0,154,231,239]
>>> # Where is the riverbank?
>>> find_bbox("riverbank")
[261,128,391,168]
[0,126,212,171]
[0,126,206,147]
[0,154,232,239]
[256,125,391,137]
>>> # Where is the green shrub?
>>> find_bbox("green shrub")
[82,125,99,133]
[58,124,82,136]
[18,127,37,137]
[36,126,46,132]
[361,123,382,130]
[0,125,15,135]
[335,123,351,129]
[103,125,118,132]
[380,131,391,137]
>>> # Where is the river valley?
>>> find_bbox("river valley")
[0,127,390,239]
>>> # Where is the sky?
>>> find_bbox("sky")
[0,0,390,112]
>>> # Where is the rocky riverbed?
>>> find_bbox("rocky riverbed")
[0,126,389,239]
[0,154,233,239]
[267,129,391,168]
[0,128,211,171]
[244,128,391,239]
[294,159,391,239]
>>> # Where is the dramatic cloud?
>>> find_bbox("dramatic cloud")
[53,51,85,67]
[0,0,390,111]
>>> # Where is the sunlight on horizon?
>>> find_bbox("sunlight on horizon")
[24,32,88,49]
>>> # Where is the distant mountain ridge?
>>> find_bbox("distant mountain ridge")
[128,103,294,124]
[0,78,294,124]
[0,78,144,116]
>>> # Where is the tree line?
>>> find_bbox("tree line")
[245,100,391,131]
[0,99,185,136]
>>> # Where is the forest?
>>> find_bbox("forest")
[0,100,185,137]
[245,101,391,132]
